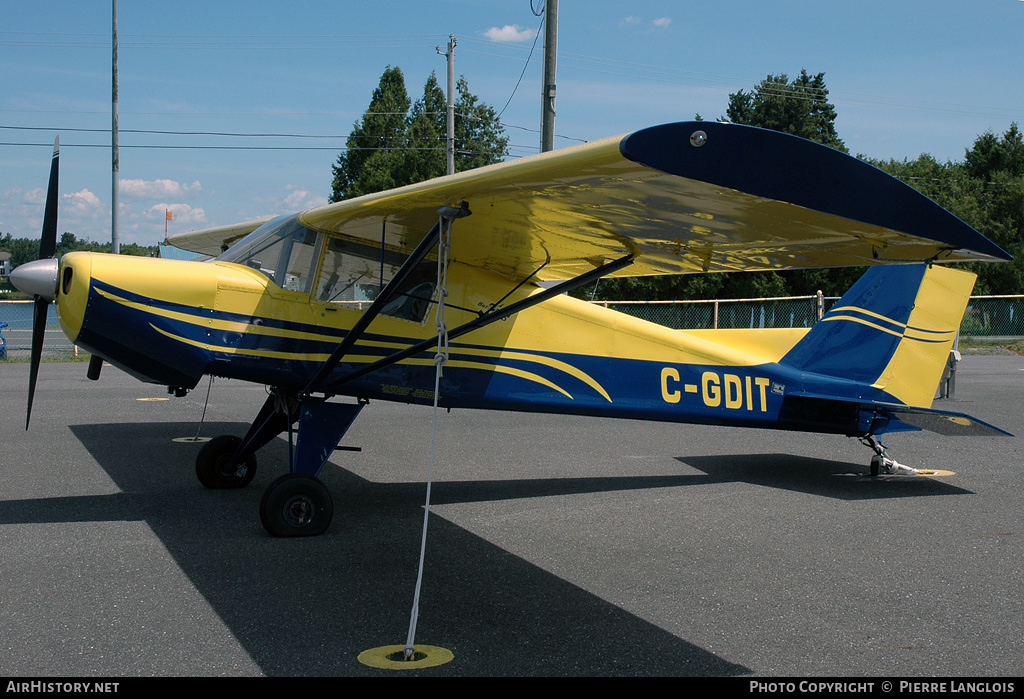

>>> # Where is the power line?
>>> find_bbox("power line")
[4,28,1020,123]
[0,31,443,51]
[496,11,545,118]
[0,141,532,154]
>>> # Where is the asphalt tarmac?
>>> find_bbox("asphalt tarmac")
[1,357,1021,677]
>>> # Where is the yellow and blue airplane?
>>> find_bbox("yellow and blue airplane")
[10,122,1012,537]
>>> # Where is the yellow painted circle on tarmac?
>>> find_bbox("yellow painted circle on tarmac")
[172,436,211,443]
[915,469,956,477]
[357,645,454,670]
[137,397,169,402]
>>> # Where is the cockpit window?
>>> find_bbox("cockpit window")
[217,214,320,293]
[316,234,437,323]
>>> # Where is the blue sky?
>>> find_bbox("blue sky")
[2,0,1023,246]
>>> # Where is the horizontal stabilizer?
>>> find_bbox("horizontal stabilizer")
[786,391,1012,437]
[885,405,1012,437]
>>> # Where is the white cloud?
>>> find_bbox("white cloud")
[484,24,538,43]
[282,187,328,212]
[62,189,103,218]
[22,187,46,206]
[146,203,206,226]
[120,178,202,200]
[621,16,672,31]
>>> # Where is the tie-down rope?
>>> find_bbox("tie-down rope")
[404,212,453,659]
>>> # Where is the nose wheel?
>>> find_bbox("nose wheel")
[259,473,333,537]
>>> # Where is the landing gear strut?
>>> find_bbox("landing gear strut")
[192,389,365,537]
[860,435,919,476]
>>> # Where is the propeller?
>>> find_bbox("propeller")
[9,137,61,429]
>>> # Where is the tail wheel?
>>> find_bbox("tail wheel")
[196,435,257,489]
[259,473,333,537]
[870,454,882,477]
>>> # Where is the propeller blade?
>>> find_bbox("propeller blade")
[39,137,59,259]
[25,136,60,430]
[26,296,48,429]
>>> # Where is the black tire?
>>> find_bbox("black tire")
[259,473,333,537]
[196,435,257,489]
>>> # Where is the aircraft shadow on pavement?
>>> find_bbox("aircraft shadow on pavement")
[1,421,750,677]
[677,453,974,500]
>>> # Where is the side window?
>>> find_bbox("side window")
[379,279,436,322]
[316,235,437,323]
[316,236,380,303]
[276,227,320,293]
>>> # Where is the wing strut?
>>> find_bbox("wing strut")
[320,252,634,394]
[302,202,471,396]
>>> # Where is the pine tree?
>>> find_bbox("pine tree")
[330,66,411,202]
[330,68,508,203]
[726,70,846,153]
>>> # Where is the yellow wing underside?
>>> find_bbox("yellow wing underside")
[169,123,1006,283]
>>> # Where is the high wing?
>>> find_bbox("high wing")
[169,218,270,257]
[170,121,1009,278]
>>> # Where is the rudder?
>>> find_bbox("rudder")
[781,264,975,407]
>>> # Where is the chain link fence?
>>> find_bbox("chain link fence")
[592,293,838,330]
[960,296,1024,338]
[592,293,1024,338]
[2,293,1023,362]
[0,300,79,361]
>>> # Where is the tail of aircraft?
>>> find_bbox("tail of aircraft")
[781,263,973,408]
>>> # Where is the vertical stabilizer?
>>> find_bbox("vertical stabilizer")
[781,264,975,407]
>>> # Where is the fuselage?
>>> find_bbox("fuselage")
[53,246,917,437]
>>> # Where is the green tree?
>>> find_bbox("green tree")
[869,124,1024,295]
[0,232,42,269]
[726,70,847,152]
[454,77,509,170]
[965,123,1024,181]
[330,66,412,202]
[330,67,508,203]
[405,72,447,184]
[961,124,1024,294]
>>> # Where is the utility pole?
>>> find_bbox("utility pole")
[540,0,558,152]
[111,0,120,254]
[442,35,457,176]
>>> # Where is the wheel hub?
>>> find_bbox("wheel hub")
[283,494,315,527]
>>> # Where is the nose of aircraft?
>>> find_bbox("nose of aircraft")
[9,258,59,302]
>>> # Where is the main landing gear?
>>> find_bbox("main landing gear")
[259,473,334,538]
[194,388,365,537]
[859,435,920,476]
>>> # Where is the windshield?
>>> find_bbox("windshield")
[217,214,320,293]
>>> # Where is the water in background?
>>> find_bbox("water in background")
[0,301,60,328]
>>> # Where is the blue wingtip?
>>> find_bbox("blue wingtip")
[620,122,1011,263]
